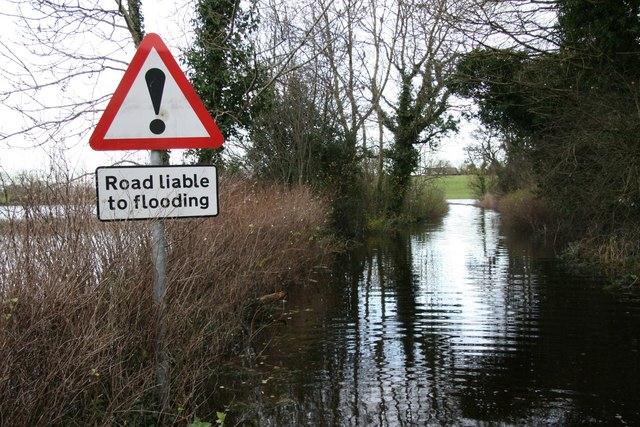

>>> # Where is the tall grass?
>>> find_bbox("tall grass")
[0,176,333,424]
[498,189,554,234]
[562,227,640,286]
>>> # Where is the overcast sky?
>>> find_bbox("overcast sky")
[0,1,474,177]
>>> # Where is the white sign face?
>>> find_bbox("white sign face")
[96,165,218,221]
[103,48,209,140]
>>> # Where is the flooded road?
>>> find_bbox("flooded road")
[225,201,640,425]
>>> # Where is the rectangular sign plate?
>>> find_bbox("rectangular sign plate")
[95,165,218,221]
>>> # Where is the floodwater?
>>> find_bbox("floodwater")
[221,200,640,425]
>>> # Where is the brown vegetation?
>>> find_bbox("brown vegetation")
[497,190,552,233]
[563,228,640,285]
[0,177,334,424]
[477,193,498,210]
[492,189,640,284]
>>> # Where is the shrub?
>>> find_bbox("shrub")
[469,171,498,199]
[364,176,448,230]
[401,179,448,223]
[477,193,499,210]
[498,188,554,235]
[0,177,334,425]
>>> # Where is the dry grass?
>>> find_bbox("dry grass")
[498,189,554,234]
[563,227,640,285]
[477,193,499,210]
[0,176,334,425]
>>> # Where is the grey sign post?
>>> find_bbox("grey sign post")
[150,150,168,402]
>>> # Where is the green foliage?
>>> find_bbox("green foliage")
[185,0,266,164]
[468,172,497,199]
[366,176,448,230]
[402,180,448,223]
[188,419,212,427]
[246,73,365,236]
[451,0,640,227]
[450,0,640,279]
[558,0,640,72]
[451,49,538,138]
[216,411,227,425]
[388,141,420,212]
[247,75,343,187]
[318,140,365,236]
[385,75,457,213]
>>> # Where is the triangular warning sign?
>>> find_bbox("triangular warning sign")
[90,33,224,151]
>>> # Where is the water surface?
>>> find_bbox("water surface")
[225,201,640,425]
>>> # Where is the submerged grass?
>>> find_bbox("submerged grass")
[494,188,640,286]
[561,227,640,287]
[0,176,334,425]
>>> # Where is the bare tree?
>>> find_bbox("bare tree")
[448,0,560,54]
[314,0,393,150]
[0,1,146,150]
[1,0,333,171]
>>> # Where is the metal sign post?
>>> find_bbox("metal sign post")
[150,149,168,402]
[94,158,219,403]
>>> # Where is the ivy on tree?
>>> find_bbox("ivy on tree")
[450,0,640,231]
[185,0,264,165]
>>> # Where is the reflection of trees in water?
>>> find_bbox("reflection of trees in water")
[456,210,640,424]
[260,207,640,425]
[261,248,367,425]
[265,221,486,424]
[265,230,463,424]
[453,207,541,420]
[386,232,418,368]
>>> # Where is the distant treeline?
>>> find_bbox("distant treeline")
[0,173,92,206]
[421,165,475,177]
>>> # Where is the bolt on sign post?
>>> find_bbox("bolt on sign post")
[89,33,224,402]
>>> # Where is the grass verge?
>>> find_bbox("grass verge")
[431,175,474,199]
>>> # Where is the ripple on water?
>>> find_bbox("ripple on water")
[235,203,640,425]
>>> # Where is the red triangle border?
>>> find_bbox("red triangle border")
[89,33,224,151]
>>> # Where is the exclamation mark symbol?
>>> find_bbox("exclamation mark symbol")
[145,68,166,134]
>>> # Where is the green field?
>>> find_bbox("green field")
[432,174,474,199]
